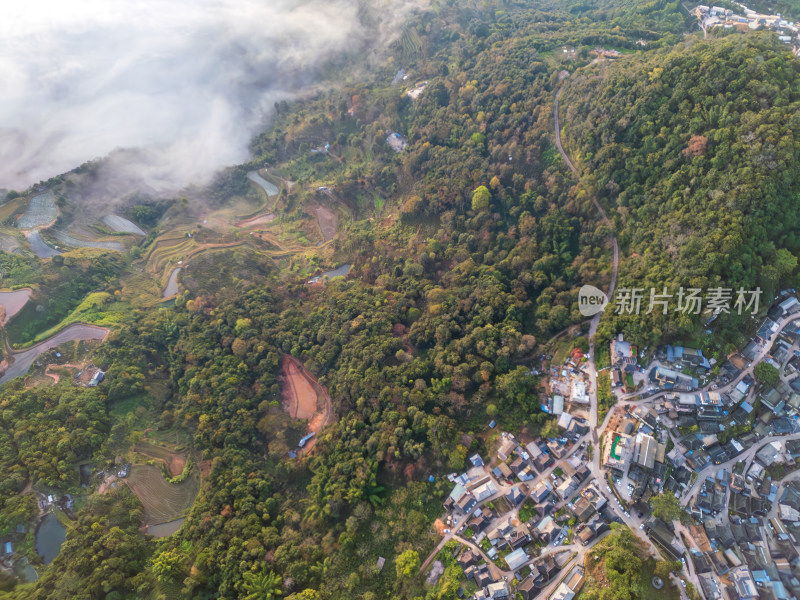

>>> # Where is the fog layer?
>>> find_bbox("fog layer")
[0,0,414,192]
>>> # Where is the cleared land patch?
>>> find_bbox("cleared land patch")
[235,212,275,228]
[0,288,32,324]
[134,441,188,477]
[281,356,318,420]
[44,363,81,384]
[280,355,334,452]
[314,203,338,241]
[102,214,145,235]
[126,464,198,527]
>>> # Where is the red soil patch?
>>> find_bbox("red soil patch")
[281,356,318,420]
[280,355,334,453]
[45,367,59,384]
[168,455,186,477]
[134,441,187,477]
[44,362,82,384]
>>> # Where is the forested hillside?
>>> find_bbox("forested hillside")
[1,1,798,599]
[562,33,800,352]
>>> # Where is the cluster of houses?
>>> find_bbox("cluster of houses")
[546,347,593,417]
[693,2,800,54]
[638,294,800,598]
[599,405,670,505]
[648,504,800,599]
[440,429,615,599]
[434,289,800,598]
[684,436,800,523]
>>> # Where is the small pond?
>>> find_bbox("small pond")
[162,267,182,298]
[147,518,186,538]
[308,263,351,284]
[35,512,66,565]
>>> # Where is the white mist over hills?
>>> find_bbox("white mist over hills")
[0,0,417,193]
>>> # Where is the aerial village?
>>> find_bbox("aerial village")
[692,2,800,55]
[424,290,800,599]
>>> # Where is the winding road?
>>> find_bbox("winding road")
[247,170,280,197]
[162,267,182,298]
[419,85,714,598]
[0,323,110,384]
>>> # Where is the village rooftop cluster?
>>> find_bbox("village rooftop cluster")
[693,2,800,55]
[424,289,800,599]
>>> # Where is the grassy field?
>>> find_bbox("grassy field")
[0,197,27,225]
[597,372,615,425]
[126,465,198,526]
[594,343,611,370]
[20,292,129,345]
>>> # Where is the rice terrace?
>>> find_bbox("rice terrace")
[125,465,198,529]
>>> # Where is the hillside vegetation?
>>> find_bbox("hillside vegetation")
[563,34,800,350]
[1,1,799,599]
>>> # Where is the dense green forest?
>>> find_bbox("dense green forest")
[562,33,800,354]
[1,0,798,599]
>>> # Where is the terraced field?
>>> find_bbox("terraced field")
[0,197,26,224]
[126,465,198,526]
[147,234,196,274]
[18,191,57,229]
[102,214,145,235]
[53,231,124,252]
[0,231,22,254]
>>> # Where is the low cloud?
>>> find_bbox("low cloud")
[0,0,420,194]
